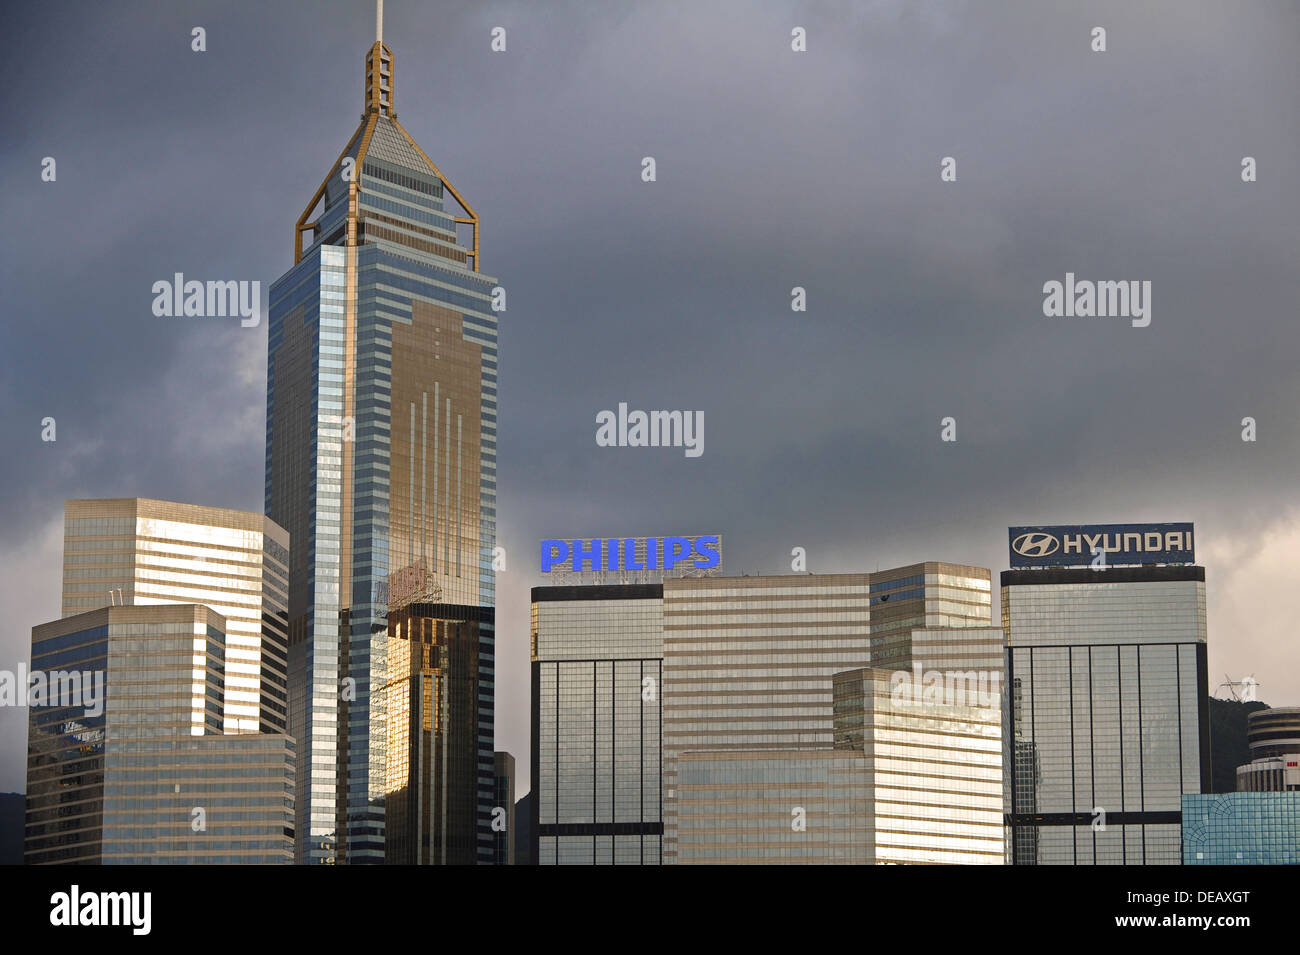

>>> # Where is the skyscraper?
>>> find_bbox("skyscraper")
[829,667,1003,864]
[531,584,664,865]
[493,751,516,865]
[1003,524,1209,865]
[671,663,1007,867]
[60,498,290,736]
[265,5,499,863]
[25,604,295,865]
[661,564,995,862]
[382,601,489,864]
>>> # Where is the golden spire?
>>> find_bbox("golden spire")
[365,0,394,117]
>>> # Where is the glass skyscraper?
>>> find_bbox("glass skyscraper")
[671,661,1007,865]
[661,564,995,863]
[493,751,516,865]
[26,604,294,865]
[60,498,290,736]
[381,601,490,864]
[531,584,664,865]
[830,667,1004,864]
[265,19,499,863]
[1003,565,1210,865]
[530,564,1003,864]
[673,750,875,864]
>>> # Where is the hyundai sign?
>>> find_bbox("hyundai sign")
[1008,523,1194,568]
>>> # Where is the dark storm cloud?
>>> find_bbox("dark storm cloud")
[1,0,1297,791]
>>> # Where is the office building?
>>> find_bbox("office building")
[1182,793,1300,864]
[493,751,515,865]
[60,498,289,735]
[102,734,295,864]
[1003,523,1209,865]
[531,584,663,865]
[672,750,873,864]
[831,667,1003,864]
[381,602,489,864]
[265,8,499,863]
[661,563,997,863]
[1236,707,1300,792]
[513,792,533,865]
[669,652,1004,865]
[25,605,294,864]
[672,661,1008,866]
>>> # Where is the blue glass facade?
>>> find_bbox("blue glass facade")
[1182,793,1300,864]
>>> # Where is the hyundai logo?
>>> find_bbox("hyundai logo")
[1012,532,1059,558]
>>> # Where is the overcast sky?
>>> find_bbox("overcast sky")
[1,0,1298,796]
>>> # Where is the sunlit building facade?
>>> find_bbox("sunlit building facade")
[25,604,294,865]
[265,20,499,863]
[381,602,488,864]
[60,498,289,735]
[830,667,1003,864]
[102,733,295,865]
[673,750,873,863]
[661,564,994,863]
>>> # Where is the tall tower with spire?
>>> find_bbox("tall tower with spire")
[266,1,499,864]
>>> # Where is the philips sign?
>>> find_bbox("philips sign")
[1009,523,1194,568]
[540,535,721,580]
